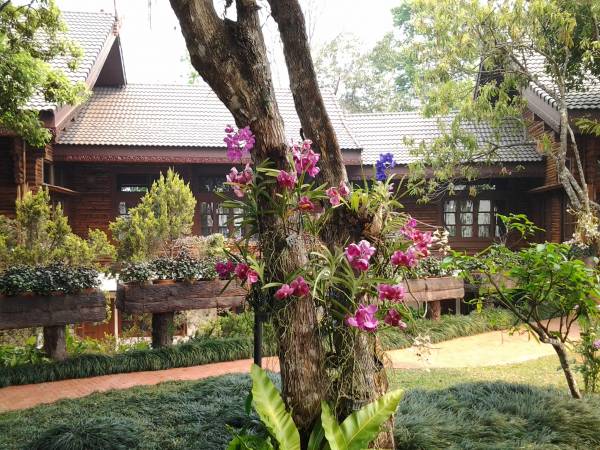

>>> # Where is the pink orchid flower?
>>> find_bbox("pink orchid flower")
[292,140,320,177]
[391,248,418,268]
[275,284,295,300]
[215,261,235,279]
[298,196,315,212]
[345,240,376,272]
[290,276,310,297]
[346,304,378,332]
[384,309,407,329]
[377,284,406,302]
[277,170,297,190]
[326,187,342,206]
[226,164,253,198]
[224,125,255,162]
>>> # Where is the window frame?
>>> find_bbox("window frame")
[196,175,243,238]
[442,196,503,241]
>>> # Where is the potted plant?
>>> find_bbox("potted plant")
[119,262,155,287]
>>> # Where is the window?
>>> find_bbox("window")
[198,201,242,237]
[443,198,500,239]
[117,174,157,193]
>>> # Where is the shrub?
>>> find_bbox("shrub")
[121,253,218,282]
[0,189,114,270]
[109,169,196,261]
[0,337,257,387]
[576,321,600,394]
[28,416,139,450]
[0,263,99,296]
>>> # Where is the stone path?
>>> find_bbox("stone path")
[0,320,579,413]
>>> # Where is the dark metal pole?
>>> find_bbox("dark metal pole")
[253,312,263,367]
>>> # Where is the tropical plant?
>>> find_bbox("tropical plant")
[227,364,403,450]
[450,215,600,399]
[0,189,115,270]
[0,336,48,368]
[109,169,196,261]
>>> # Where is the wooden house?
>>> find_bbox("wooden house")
[1,10,597,254]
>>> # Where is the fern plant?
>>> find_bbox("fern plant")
[228,364,403,450]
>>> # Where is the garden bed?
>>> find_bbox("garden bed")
[0,290,106,330]
[116,280,245,314]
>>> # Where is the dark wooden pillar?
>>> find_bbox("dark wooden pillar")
[152,312,174,348]
[43,325,67,361]
[427,301,442,321]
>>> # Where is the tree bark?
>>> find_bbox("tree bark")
[552,341,582,399]
[43,325,66,361]
[267,0,347,186]
[170,0,327,433]
[151,312,174,348]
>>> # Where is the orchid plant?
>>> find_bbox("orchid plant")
[215,124,446,334]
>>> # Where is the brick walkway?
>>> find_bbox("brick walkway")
[0,357,279,413]
[0,320,579,413]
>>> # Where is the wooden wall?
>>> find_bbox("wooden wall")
[0,137,17,217]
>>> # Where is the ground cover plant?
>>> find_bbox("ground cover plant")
[1,360,599,450]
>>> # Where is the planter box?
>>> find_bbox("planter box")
[400,276,465,303]
[116,279,246,314]
[400,276,465,320]
[0,290,107,330]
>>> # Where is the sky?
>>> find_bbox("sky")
[54,0,398,85]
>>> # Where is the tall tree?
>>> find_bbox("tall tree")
[402,0,600,247]
[170,0,395,446]
[0,0,87,147]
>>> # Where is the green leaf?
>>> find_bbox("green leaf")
[320,401,347,450]
[339,389,403,450]
[250,364,300,450]
[307,417,325,450]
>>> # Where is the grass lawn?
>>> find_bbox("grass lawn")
[1,357,599,449]
[390,355,577,391]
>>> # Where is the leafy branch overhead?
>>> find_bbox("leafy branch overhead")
[400,0,600,217]
[0,0,88,147]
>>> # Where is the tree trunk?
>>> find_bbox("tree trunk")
[43,325,66,361]
[152,312,174,348]
[552,342,582,399]
[170,0,327,433]
[268,2,396,445]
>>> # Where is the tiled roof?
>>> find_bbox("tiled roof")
[28,11,116,110]
[525,54,600,110]
[56,84,361,149]
[347,112,542,164]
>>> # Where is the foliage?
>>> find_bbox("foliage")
[0,189,115,269]
[119,252,219,282]
[0,263,99,296]
[0,336,48,368]
[229,365,403,450]
[0,0,88,147]
[28,416,140,450]
[394,382,600,449]
[0,336,258,387]
[109,169,196,261]
[315,32,415,112]
[449,215,600,397]
[2,372,599,450]
[576,320,600,394]
[401,0,600,212]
